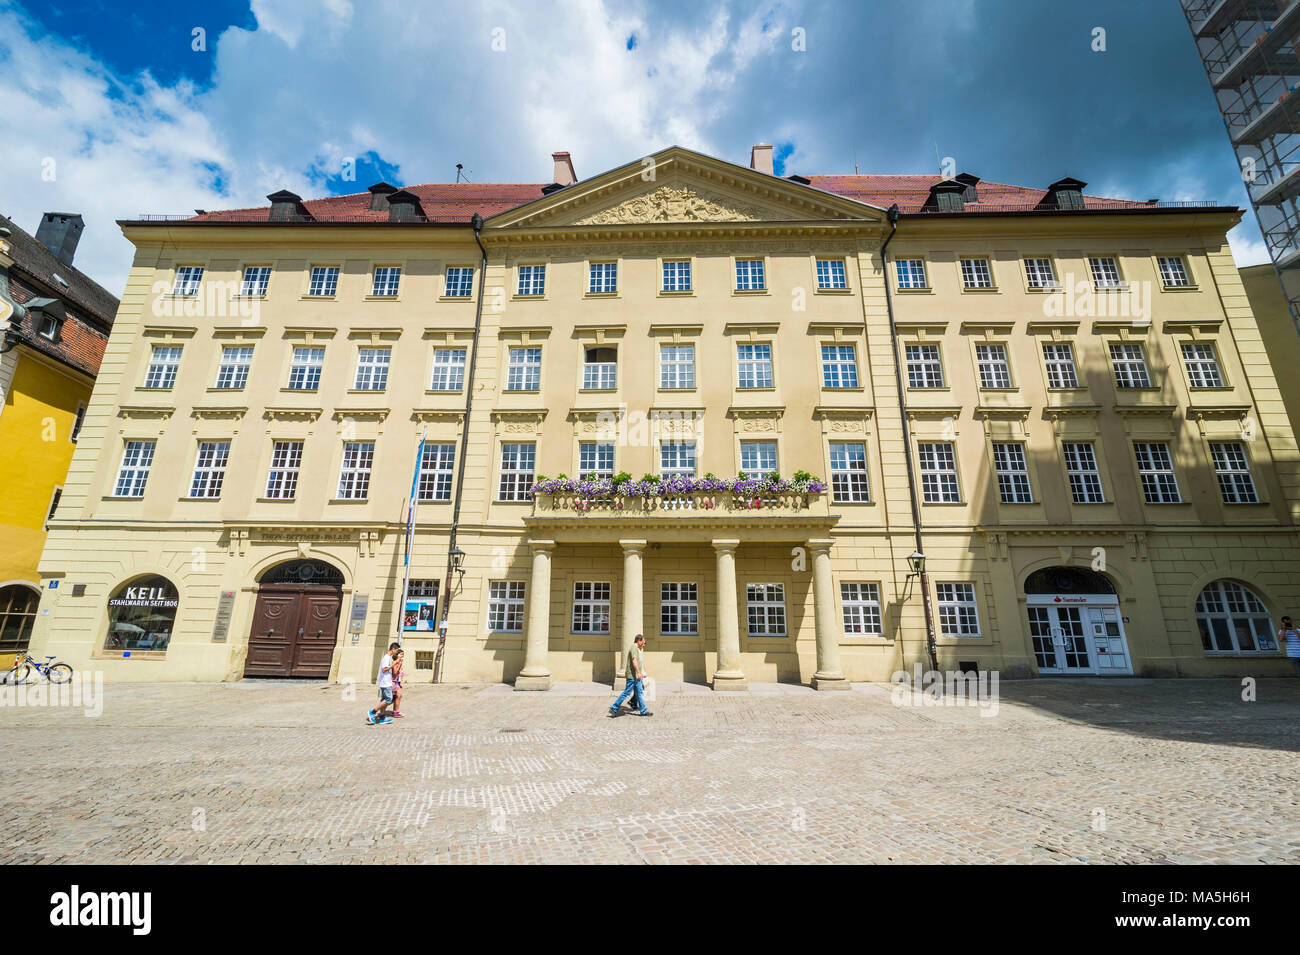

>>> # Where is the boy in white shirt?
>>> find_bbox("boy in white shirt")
[368,642,401,724]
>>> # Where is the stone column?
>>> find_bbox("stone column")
[808,538,850,690]
[615,539,646,690]
[515,539,554,690]
[711,539,747,690]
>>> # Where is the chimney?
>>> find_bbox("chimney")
[386,189,425,222]
[35,213,85,267]
[749,144,774,176]
[552,151,577,187]
[267,190,309,221]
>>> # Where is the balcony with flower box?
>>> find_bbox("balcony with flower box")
[524,472,838,542]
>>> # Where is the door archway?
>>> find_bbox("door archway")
[243,559,344,678]
[1024,566,1131,675]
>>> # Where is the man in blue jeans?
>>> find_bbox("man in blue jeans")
[609,633,652,717]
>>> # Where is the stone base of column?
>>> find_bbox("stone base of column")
[514,673,553,691]
[811,673,852,691]
[711,671,748,691]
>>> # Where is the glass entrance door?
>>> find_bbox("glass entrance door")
[1027,600,1130,674]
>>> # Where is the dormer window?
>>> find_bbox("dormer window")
[1043,177,1086,211]
[38,314,61,341]
[955,173,980,203]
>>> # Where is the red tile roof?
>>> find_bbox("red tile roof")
[172,175,1189,224]
[7,274,110,378]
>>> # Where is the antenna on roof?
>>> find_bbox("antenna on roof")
[456,163,470,183]
[853,148,858,176]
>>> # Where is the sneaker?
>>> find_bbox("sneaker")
[377,716,394,724]
[639,711,654,717]
[367,710,377,725]
[392,712,404,718]
[607,708,619,718]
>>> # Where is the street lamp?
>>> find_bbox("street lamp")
[449,546,466,576]
[906,550,926,578]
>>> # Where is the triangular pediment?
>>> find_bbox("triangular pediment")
[485,146,883,229]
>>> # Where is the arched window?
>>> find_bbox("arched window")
[0,585,39,652]
[1195,580,1276,654]
[1024,566,1116,595]
[105,576,179,652]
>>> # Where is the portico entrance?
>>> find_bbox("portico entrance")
[243,560,344,678]
[1024,567,1132,675]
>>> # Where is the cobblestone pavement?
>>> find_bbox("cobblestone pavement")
[2,678,1297,864]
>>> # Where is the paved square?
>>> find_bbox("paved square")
[2,678,1297,864]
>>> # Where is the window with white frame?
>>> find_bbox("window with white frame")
[487,581,526,632]
[736,343,774,389]
[660,582,699,635]
[1062,442,1105,503]
[975,343,1012,388]
[239,266,271,296]
[829,442,870,502]
[337,441,375,500]
[820,344,859,388]
[287,346,325,390]
[579,441,615,479]
[659,441,696,478]
[740,440,778,475]
[1195,580,1276,653]
[746,584,787,636]
[1088,256,1123,288]
[417,442,455,502]
[1181,342,1224,388]
[662,259,692,292]
[307,266,339,296]
[371,266,402,297]
[1134,441,1181,503]
[960,257,994,289]
[905,344,944,388]
[588,262,617,294]
[936,582,980,637]
[1157,256,1191,287]
[171,266,203,296]
[1023,257,1059,289]
[840,582,882,635]
[265,440,304,499]
[215,346,253,389]
[444,266,474,298]
[992,442,1033,504]
[114,440,155,497]
[429,348,466,391]
[353,347,391,391]
[498,442,535,501]
[571,582,612,633]
[895,258,927,289]
[734,258,766,290]
[189,440,230,498]
[506,347,541,391]
[1109,342,1151,389]
[1209,441,1259,504]
[918,442,960,503]
[582,346,617,390]
[517,264,546,296]
[1042,343,1079,388]
[815,258,848,290]
[144,345,182,389]
[659,344,695,389]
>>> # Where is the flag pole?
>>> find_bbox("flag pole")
[397,427,427,646]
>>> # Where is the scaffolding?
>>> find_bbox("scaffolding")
[1183,0,1300,329]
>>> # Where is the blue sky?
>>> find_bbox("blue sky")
[0,0,1264,292]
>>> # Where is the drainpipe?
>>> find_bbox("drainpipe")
[432,212,489,684]
[878,205,939,672]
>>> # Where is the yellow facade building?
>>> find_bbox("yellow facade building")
[27,147,1300,685]
[1,214,114,653]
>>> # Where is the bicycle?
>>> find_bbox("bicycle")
[2,652,73,685]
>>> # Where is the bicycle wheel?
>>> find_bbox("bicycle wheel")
[46,663,73,684]
[2,665,32,685]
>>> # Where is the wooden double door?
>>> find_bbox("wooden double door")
[243,585,342,678]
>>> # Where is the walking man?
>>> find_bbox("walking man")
[369,642,401,724]
[608,633,652,717]
[1280,616,1300,676]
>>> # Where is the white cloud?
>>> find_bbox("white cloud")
[1227,222,1272,267]
[0,0,808,294]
